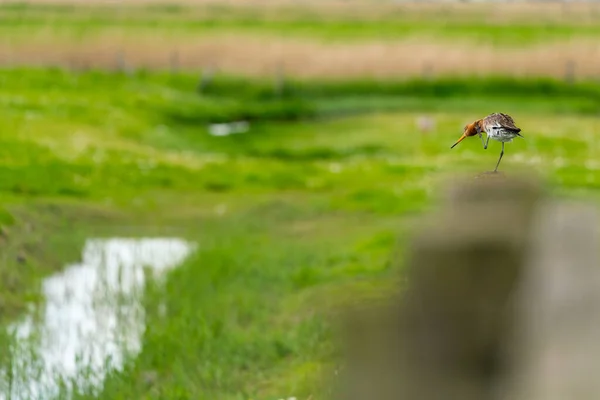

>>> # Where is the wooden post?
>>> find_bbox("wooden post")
[338,176,600,400]
[197,66,214,94]
[422,62,434,80]
[170,50,179,74]
[116,50,132,76]
[565,60,575,84]
[339,177,542,400]
[506,201,600,400]
[274,63,285,97]
[116,51,125,72]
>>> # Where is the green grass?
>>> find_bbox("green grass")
[4,18,599,45]
[1,2,600,45]
[84,211,402,400]
[3,68,600,398]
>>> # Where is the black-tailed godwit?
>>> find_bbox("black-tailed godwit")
[450,112,523,172]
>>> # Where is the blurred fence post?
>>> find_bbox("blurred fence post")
[197,66,214,94]
[170,50,179,74]
[116,51,125,72]
[274,63,285,97]
[565,60,575,84]
[338,176,600,400]
[506,201,600,400]
[339,177,540,400]
[422,62,434,80]
[116,50,132,76]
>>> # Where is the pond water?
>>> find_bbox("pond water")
[1,238,195,400]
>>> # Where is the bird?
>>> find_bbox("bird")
[450,113,523,173]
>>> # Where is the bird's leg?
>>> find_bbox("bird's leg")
[493,142,504,172]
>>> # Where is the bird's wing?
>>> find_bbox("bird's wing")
[488,113,521,132]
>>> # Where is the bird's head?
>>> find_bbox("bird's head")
[451,121,481,149]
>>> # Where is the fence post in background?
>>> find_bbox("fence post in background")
[422,62,434,80]
[116,50,132,76]
[67,57,75,73]
[116,51,125,72]
[565,60,575,84]
[197,66,214,94]
[274,63,285,97]
[561,0,569,20]
[170,50,179,75]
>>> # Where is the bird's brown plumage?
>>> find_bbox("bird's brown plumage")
[482,113,523,136]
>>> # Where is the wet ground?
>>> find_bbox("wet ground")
[2,238,195,400]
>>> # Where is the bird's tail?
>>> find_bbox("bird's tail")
[512,128,524,138]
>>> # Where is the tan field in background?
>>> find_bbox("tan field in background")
[2,35,599,79]
[3,0,600,79]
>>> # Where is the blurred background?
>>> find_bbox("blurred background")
[1,0,600,399]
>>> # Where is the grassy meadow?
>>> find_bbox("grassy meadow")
[1,2,600,399]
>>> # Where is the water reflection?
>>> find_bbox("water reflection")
[2,238,195,400]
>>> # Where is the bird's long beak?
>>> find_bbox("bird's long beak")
[450,133,467,149]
